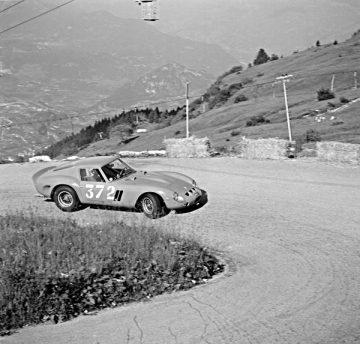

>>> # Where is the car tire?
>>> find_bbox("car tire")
[54,186,82,212]
[140,193,170,219]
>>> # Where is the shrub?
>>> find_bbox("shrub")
[331,120,344,126]
[317,88,335,101]
[305,129,321,142]
[340,97,350,104]
[246,114,270,127]
[234,94,248,103]
[208,89,231,109]
[228,82,243,93]
[230,129,241,136]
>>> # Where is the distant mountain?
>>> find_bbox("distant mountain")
[155,0,360,62]
[0,2,237,159]
[96,62,214,111]
[80,0,360,63]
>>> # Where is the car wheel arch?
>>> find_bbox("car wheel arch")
[51,184,77,200]
[136,192,170,219]
[136,191,165,208]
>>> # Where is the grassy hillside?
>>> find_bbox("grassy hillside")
[50,31,360,157]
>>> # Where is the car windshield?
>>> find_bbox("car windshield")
[101,158,136,181]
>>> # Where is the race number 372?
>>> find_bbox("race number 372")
[85,184,116,200]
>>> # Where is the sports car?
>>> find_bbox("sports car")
[32,155,208,219]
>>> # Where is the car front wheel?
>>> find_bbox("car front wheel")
[140,193,170,219]
[54,186,81,212]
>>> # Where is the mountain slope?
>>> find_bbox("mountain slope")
[96,62,214,110]
[75,31,360,156]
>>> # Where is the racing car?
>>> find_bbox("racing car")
[32,155,208,219]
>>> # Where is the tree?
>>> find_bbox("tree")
[253,48,270,66]
[316,40,321,47]
[270,53,279,61]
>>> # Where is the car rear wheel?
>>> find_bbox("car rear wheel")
[54,186,82,212]
[140,193,170,219]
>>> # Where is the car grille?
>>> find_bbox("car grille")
[185,187,197,197]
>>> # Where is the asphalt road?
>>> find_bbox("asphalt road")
[1,158,360,344]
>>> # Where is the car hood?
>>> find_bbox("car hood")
[121,171,192,190]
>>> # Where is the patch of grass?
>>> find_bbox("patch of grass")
[0,212,224,335]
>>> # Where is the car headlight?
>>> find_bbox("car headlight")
[173,192,184,203]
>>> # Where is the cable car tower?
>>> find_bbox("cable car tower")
[135,0,159,21]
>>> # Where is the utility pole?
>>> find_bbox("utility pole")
[185,82,190,138]
[331,74,335,92]
[201,96,206,113]
[276,74,293,142]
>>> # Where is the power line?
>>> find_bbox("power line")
[0,0,26,15]
[0,0,76,36]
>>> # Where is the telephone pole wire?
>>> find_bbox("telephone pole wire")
[276,74,293,142]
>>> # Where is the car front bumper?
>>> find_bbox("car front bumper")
[174,189,208,214]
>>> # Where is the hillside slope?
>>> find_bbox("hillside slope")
[77,31,360,156]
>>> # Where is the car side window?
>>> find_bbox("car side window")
[80,168,105,182]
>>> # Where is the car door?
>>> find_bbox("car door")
[79,168,109,205]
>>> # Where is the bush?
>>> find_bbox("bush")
[234,94,248,103]
[228,82,243,93]
[246,114,270,127]
[305,129,322,142]
[340,97,350,104]
[317,88,335,101]
[230,129,241,136]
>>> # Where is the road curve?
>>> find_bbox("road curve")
[1,158,360,344]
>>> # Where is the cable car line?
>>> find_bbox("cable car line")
[0,0,76,36]
[0,0,26,15]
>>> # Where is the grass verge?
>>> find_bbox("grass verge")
[0,211,223,335]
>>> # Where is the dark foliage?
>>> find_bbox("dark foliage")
[234,94,248,103]
[230,129,241,136]
[246,114,270,127]
[253,48,270,66]
[39,106,183,158]
[207,83,244,109]
[317,88,335,101]
[270,54,279,61]
[305,129,322,142]
[340,97,350,104]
